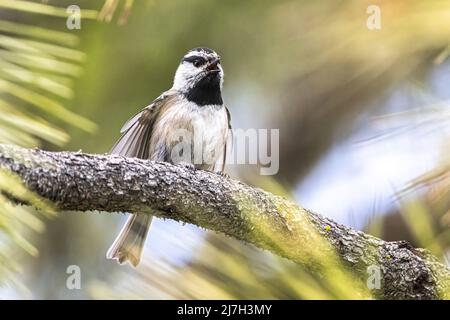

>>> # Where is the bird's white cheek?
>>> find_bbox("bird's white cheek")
[172,67,184,90]
[173,64,198,90]
[219,66,224,89]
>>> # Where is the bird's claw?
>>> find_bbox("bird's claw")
[217,171,230,179]
[179,162,196,170]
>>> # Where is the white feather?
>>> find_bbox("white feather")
[150,99,228,170]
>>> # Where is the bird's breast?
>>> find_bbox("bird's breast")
[149,100,228,170]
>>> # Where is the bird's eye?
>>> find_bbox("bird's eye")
[193,59,202,67]
[182,55,206,67]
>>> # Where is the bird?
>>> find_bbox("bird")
[106,47,232,267]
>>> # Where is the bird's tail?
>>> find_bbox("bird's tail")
[106,214,153,267]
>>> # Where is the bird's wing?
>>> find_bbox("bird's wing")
[219,106,232,172]
[225,106,232,130]
[110,91,175,158]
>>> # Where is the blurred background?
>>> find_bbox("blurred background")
[0,0,450,299]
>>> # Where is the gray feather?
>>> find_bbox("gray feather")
[107,92,173,267]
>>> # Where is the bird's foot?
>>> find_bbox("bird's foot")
[178,162,196,171]
[217,171,230,179]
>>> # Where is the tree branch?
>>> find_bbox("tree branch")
[0,144,449,299]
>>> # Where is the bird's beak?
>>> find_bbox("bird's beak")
[206,58,220,73]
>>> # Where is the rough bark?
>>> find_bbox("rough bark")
[0,144,449,299]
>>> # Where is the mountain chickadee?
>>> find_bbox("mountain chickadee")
[106,47,231,266]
